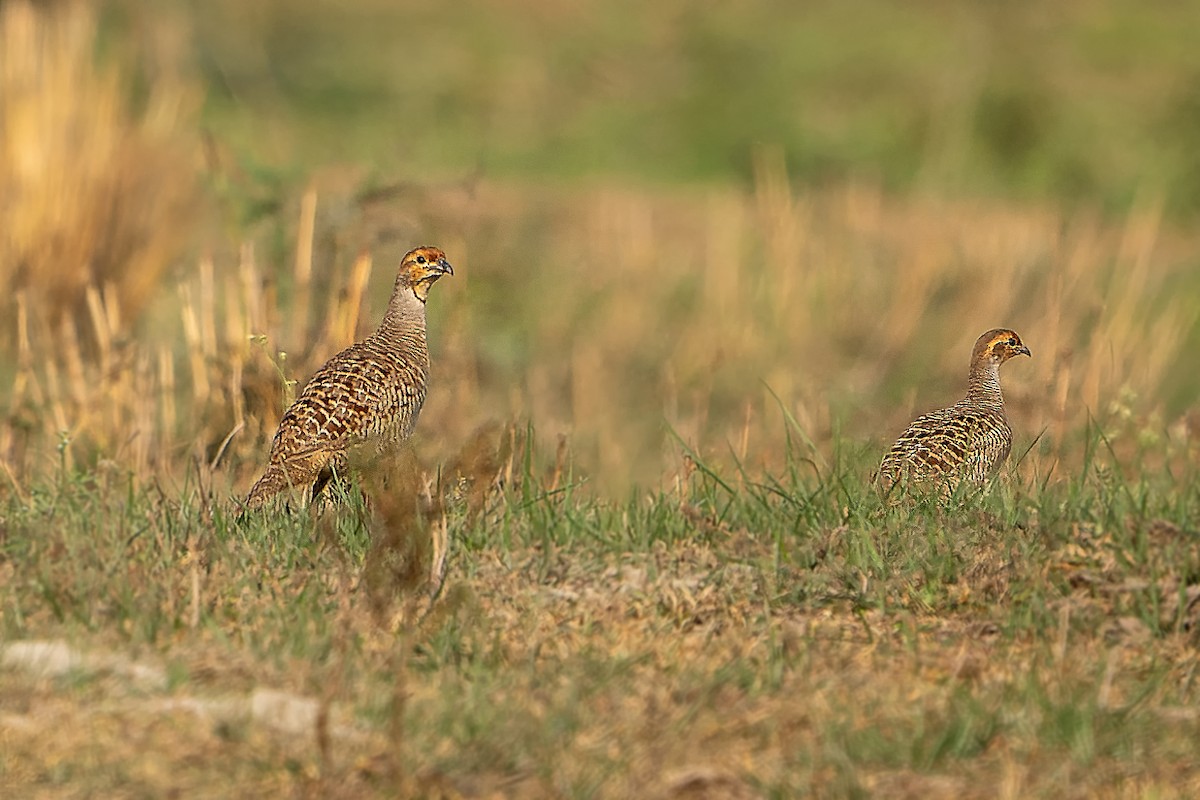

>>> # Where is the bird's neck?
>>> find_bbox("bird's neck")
[966,359,1004,410]
[378,286,427,339]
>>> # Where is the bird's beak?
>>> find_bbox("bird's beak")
[436,257,454,276]
[1015,344,1031,357]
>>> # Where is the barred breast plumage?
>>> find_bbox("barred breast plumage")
[877,328,1031,497]
[244,246,453,510]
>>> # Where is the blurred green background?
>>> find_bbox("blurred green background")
[142,0,1200,213]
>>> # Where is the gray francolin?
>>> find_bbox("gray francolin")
[877,328,1031,497]
[244,246,453,510]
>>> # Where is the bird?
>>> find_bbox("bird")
[876,328,1031,498]
[244,246,453,510]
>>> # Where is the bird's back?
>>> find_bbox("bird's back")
[877,398,1012,494]
[272,332,429,456]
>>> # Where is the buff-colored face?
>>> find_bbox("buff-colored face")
[974,328,1031,364]
[400,246,453,302]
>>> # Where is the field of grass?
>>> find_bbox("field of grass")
[3,435,1199,796]
[2,1,1200,797]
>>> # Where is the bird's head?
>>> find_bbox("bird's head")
[973,328,1031,365]
[398,246,453,302]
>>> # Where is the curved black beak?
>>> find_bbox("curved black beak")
[436,257,454,276]
[1015,344,1031,357]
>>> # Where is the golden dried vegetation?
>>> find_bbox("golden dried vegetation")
[0,0,199,343]
[3,164,1197,498]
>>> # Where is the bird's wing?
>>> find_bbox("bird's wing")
[276,352,394,446]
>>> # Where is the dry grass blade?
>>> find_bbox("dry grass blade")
[0,0,198,345]
[359,447,447,628]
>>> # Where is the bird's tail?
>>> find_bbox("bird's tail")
[243,467,289,511]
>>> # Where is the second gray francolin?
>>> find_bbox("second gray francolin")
[245,246,453,509]
[877,328,1031,497]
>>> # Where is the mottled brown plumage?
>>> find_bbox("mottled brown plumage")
[877,328,1031,497]
[245,246,453,509]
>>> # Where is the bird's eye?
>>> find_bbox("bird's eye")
[416,255,427,265]
[1007,337,1018,346]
